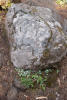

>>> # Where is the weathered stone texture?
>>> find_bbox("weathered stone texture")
[5,3,67,69]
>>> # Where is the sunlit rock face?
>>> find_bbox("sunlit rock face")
[20,0,67,35]
[5,3,67,69]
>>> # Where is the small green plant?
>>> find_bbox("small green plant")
[45,69,52,75]
[15,68,60,90]
[56,69,60,74]
[15,69,46,90]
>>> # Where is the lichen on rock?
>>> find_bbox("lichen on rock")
[5,3,67,69]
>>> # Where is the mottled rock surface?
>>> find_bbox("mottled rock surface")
[13,78,27,91]
[5,3,67,69]
[20,0,67,34]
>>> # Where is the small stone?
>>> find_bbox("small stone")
[13,78,27,91]
[7,87,18,100]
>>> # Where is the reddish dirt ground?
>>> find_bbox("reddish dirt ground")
[0,1,67,100]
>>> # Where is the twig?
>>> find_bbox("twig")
[36,96,48,100]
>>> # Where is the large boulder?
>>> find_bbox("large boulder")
[5,3,67,69]
[21,0,67,34]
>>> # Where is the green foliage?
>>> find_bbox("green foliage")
[16,69,46,90]
[56,69,60,74]
[45,69,52,74]
[21,77,34,88]
[15,68,60,90]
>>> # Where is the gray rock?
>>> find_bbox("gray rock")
[5,3,67,69]
[14,78,27,91]
[21,0,55,9]
[7,87,17,100]
[21,0,67,34]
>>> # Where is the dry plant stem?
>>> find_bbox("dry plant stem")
[36,96,48,100]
